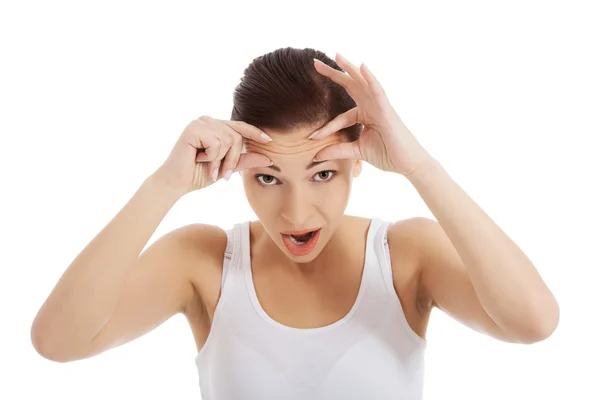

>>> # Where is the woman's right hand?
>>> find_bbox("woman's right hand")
[151,116,273,195]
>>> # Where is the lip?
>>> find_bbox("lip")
[281,228,321,235]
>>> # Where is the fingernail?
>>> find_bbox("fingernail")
[308,130,320,139]
[212,168,219,182]
[224,170,233,181]
[261,132,272,141]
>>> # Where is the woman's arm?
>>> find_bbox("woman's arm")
[30,174,215,362]
[407,159,560,343]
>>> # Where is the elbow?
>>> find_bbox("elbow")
[30,319,73,363]
[31,324,57,362]
[516,300,560,344]
[31,326,54,362]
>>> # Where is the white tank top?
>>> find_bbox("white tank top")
[195,218,427,399]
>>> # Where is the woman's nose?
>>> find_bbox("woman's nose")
[280,188,314,227]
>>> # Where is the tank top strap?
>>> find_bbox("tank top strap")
[373,218,394,251]
[353,217,386,285]
[220,229,233,288]
[370,218,395,286]
[221,222,247,289]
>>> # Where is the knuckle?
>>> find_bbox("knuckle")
[231,132,242,145]
[186,119,202,130]
[206,144,219,158]
[204,151,216,162]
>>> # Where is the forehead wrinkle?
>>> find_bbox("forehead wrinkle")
[244,142,323,156]
[243,131,347,155]
[243,137,344,173]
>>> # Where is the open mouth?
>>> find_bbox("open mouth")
[286,230,318,244]
[280,228,322,256]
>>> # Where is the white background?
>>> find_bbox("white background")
[1,0,598,399]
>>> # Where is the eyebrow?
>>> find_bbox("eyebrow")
[266,160,328,172]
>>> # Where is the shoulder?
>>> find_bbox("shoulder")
[386,216,440,256]
[136,223,227,282]
[385,216,433,259]
[163,223,228,309]
[176,223,227,312]
[173,222,228,273]
[174,223,228,257]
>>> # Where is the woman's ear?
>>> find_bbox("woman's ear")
[353,159,363,177]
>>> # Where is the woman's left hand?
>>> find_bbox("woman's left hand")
[310,53,434,177]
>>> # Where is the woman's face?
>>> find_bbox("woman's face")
[242,126,362,263]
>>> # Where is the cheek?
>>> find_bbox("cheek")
[241,175,260,208]
[242,176,279,219]
[319,174,352,209]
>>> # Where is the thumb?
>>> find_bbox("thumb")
[235,152,273,171]
[313,141,363,162]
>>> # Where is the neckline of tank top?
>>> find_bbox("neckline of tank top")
[241,218,382,334]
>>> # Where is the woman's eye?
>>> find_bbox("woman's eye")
[313,170,336,182]
[256,174,279,186]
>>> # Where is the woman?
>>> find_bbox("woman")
[31,47,559,399]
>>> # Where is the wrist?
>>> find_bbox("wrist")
[404,156,443,182]
[145,172,188,201]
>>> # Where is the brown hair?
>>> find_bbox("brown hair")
[230,47,362,141]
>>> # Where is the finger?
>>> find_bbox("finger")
[313,58,360,98]
[194,136,224,182]
[335,53,368,88]
[308,107,359,140]
[210,133,236,181]
[194,116,230,163]
[195,135,221,162]
[209,159,222,182]
[215,132,234,163]
[220,132,243,180]
[360,63,387,98]
[313,141,363,162]
[235,152,273,172]
[218,119,273,143]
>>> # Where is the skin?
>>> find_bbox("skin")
[184,125,430,348]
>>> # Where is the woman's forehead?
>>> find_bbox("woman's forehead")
[242,129,349,170]
[243,128,347,153]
